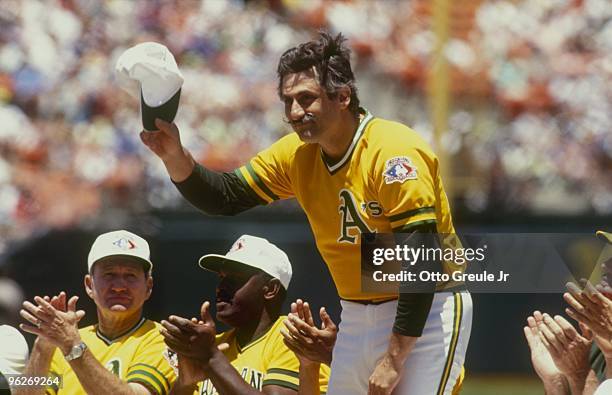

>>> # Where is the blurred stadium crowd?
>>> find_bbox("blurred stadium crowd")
[0,0,610,253]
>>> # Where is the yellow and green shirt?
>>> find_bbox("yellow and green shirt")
[196,316,329,394]
[236,110,458,300]
[47,318,176,395]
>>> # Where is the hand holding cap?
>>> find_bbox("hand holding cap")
[115,42,183,131]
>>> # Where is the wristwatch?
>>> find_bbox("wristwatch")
[64,342,87,361]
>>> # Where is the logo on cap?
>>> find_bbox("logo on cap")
[199,235,293,290]
[231,239,246,252]
[113,238,136,251]
[87,230,153,272]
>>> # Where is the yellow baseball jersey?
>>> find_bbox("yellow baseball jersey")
[47,318,175,395]
[236,109,457,300]
[196,316,329,394]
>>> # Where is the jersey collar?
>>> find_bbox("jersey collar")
[95,316,146,345]
[235,317,279,352]
[321,107,373,175]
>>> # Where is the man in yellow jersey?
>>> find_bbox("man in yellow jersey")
[140,32,471,395]
[16,230,176,395]
[159,235,329,394]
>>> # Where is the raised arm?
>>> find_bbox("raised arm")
[139,119,195,183]
[140,119,261,215]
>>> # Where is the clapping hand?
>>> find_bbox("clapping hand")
[281,299,337,365]
[20,291,86,355]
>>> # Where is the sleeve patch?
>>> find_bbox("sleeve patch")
[383,156,418,184]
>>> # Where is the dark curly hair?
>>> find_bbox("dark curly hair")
[277,31,360,117]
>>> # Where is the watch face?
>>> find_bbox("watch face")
[67,342,86,360]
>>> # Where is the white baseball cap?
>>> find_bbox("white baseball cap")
[594,379,612,395]
[115,42,184,131]
[0,325,29,375]
[87,230,153,272]
[198,235,292,290]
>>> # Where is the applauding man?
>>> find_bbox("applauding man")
[16,230,176,395]
[160,235,330,395]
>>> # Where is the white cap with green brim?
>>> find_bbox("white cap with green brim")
[115,42,183,131]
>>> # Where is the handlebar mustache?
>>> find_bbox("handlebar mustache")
[288,113,316,126]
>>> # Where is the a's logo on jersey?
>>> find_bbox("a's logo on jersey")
[338,189,375,244]
[112,238,136,250]
[363,201,383,217]
[383,156,417,184]
[106,358,121,376]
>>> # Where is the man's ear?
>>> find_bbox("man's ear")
[263,279,282,301]
[145,275,153,300]
[336,86,351,110]
[84,274,94,299]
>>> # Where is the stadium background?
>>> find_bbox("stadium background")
[0,0,610,394]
